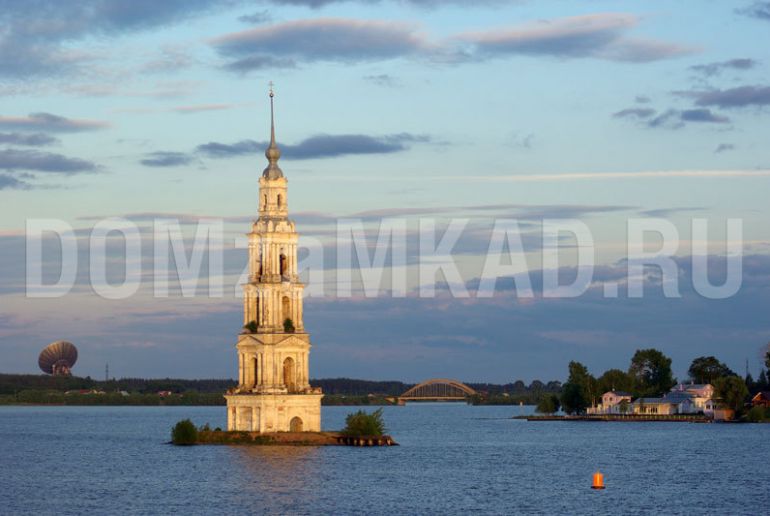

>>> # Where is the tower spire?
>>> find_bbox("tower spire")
[263,81,283,179]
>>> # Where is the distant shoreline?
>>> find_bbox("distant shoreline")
[0,373,560,406]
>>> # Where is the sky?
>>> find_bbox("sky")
[1,0,770,383]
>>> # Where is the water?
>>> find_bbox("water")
[1,404,768,515]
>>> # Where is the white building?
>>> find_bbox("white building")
[224,89,323,433]
[587,391,633,415]
[669,383,714,412]
[632,397,678,415]
[589,383,717,416]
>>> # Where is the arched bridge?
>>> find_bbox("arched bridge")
[399,379,477,403]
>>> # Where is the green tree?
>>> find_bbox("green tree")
[688,356,735,384]
[746,406,767,423]
[628,348,676,397]
[283,318,295,333]
[618,399,630,414]
[597,369,634,394]
[536,394,560,414]
[713,376,749,415]
[567,361,598,405]
[171,419,198,445]
[745,372,755,393]
[342,408,386,437]
[560,383,588,415]
[758,369,769,390]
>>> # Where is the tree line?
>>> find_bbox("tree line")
[537,348,770,418]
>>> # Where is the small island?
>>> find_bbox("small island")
[172,409,398,447]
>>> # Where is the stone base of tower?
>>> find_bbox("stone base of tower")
[225,393,323,432]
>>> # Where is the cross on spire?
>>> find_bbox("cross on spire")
[263,80,283,179]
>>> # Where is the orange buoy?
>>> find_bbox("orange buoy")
[591,470,605,490]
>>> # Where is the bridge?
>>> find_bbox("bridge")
[398,378,477,403]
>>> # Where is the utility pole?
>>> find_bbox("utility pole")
[105,363,109,383]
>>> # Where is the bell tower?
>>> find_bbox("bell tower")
[225,85,323,433]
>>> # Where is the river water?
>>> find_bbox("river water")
[1,404,767,515]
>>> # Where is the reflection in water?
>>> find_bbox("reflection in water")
[226,446,323,513]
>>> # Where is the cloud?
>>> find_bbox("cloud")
[141,45,197,74]
[681,86,770,108]
[0,132,58,146]
[0,174,28,190]
[196,140,260,158]
[456,13,693,63]
[637,207,705,217]
[222,55,297,73]
[140,151,195,168]
[647,109,683,129]
[265,0,516,6]
[0,149,98,174]
[737,2,770,20]
[196,133,430,160]
[615,107,730,128]
[689,58,757,77]
[509,132,534,150]
[212,18,427,70]
[679,108,730,124]
[0,0,247,78]
[285,133,429,159]
[238,10,272,24]
[170,104,234,114]
[474,170,770,183]
[635,95,651,104]
[363,74,400,87]
[714,143,735,154]
[0,113,109,132]
[612,107,655,119]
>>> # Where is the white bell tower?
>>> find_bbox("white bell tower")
[225,85,323,433]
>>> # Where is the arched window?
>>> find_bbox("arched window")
[252,356,258,387]
[289,416,303,432]
[279,253,287,276]
[263,194,267,209]
[277,194,283,207]
[283,357,296,391]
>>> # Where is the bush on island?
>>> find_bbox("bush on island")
[342,408,385,437]
[172,419,198,445]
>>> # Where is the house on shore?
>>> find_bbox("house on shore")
[588,382,731,419]
[587,391,632,415]
[751,392,770,408]
[631,397,677,415]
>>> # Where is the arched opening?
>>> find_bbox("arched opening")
[289,416,303,432]
[283,357,296,391]
[263,194,267,209]
[279,253,287,276]
[252,356,258,388]
[282,296,290,322]
[277,194,283,207]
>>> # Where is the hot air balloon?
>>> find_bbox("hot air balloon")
[38,341,78,376]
